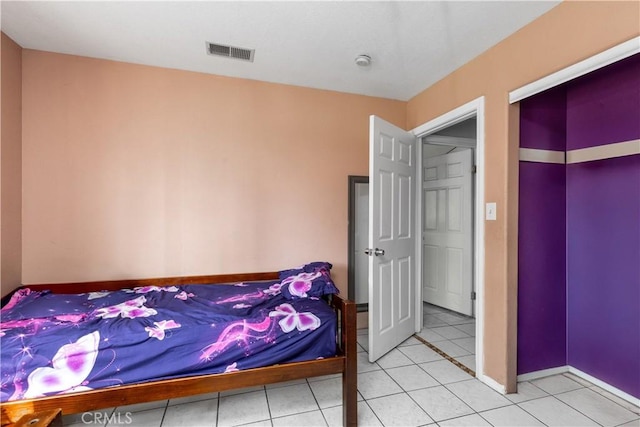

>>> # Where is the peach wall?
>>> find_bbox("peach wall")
[21,50,405,292]
[1,33,23,297]
[407,1,640,391]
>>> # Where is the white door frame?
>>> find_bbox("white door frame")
[410,97,487,384]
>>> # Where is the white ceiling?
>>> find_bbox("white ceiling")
[1,1,560,101]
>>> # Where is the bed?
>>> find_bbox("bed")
[0,265,357,426]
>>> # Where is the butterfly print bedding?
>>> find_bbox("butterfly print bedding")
[0,280,336,402]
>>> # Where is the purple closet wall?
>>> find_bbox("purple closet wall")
[519,53,640,398]
[566,53,640,398]
[566,54,640,150]
[567,155,640,398]
[518,87,567,374]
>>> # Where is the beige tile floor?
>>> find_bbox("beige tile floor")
[418,303,476,373]
[62,313,640,427]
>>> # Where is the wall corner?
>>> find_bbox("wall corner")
[1,32,23,298]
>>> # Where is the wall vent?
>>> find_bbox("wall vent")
[206,42,255,62]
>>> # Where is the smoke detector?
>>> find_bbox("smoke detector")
[355,55,372,67]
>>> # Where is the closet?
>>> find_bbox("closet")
[517,53,639,399]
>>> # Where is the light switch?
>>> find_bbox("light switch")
[486,202,497,220]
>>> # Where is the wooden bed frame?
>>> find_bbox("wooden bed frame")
[0,272,357,426]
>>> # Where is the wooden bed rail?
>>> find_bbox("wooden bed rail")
[0,359,348,424]
[18,271,281,295]
[1,272,358,426]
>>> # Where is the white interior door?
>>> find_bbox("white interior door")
[422,149,473,316]
[368,116,417,362]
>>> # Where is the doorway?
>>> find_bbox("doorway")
[351,98,486,381]
[409,98,486,385]
[419,118,477,372]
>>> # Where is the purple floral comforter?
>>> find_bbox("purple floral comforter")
[0,280,336,402]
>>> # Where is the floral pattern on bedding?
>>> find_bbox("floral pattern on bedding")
[0,280,336,402]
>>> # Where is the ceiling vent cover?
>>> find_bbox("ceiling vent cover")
[206,42,255,62]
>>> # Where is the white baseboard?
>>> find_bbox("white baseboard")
[517,365,640,408]
[517,366,569,382]
[478,373,507,394]
[569,366,640,408]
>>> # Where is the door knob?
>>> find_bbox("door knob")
[365,248,385,256]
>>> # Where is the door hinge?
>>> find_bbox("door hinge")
[471,291,476,300]
[471,165,477,174]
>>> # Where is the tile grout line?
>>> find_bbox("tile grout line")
[158,401,168,427]
[361,398,386,427]
[378,357,438,424]
[548,393,608,427]
[306,378,332,426]
[215,393,221,427]
[412,333,476,377]
[513,395,562,427]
